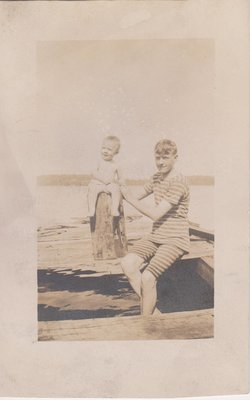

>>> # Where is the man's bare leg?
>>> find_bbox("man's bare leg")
[141,270,157,316]
[121,253,144,298]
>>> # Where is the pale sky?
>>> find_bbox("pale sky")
[36,39,214,178]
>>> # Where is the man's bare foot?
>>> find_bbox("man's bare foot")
[152,307,162,316]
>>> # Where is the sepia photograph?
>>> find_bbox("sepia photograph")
[0,1,248,398]
[37,40,214,341]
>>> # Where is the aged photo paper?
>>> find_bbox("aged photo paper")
[0,0,249,398]
[37,38,214,340]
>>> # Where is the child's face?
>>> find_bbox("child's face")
[155,151,177,174]
[101,140,118,161]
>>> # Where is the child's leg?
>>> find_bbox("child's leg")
[87,183,104,216]
[141,243,184,316]
[107,183,121,216]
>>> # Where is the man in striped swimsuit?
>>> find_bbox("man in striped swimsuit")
[121,139,190,316]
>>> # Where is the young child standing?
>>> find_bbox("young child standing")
[120,139,190,316]
[87,136,124,217]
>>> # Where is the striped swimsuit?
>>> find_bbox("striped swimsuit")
[130,172,190,279]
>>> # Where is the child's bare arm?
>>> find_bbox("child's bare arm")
[116,166,126,186]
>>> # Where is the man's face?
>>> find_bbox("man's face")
[101,140,117,161]
[155,152,177,174]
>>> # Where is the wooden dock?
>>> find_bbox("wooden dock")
[39,308,213,341]
[38,217,214,341]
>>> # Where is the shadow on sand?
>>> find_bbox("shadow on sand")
[38,304,140,321]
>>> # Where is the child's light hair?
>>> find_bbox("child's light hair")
[154,139,178,156]
[104,135,121,154]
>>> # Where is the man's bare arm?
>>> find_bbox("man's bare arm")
[121,186,172,221]
[136,187,151,200]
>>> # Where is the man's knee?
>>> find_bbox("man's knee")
[121,253,142,276]
[141,270,157,289]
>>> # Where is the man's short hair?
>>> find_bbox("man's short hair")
[104,136,121,153]
[154,139,178,156]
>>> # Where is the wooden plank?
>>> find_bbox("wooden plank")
[38,235,213,274]
[128,237,213,262]
[38,221,214,283]
[189,226,214,241]
[90,193,128,260]
[181,240,214,260]
[38,308,214,341]
[201,255,214,269]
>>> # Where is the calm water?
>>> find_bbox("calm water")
[37,185,214,231]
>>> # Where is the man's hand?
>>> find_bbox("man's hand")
[120,185,133,202]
